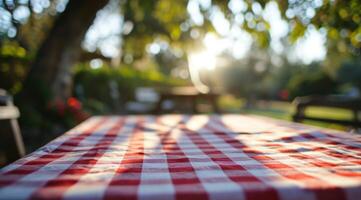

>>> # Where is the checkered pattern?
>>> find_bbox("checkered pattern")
[1,115,361,200]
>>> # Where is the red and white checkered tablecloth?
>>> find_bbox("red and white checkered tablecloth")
[1,115,361,200]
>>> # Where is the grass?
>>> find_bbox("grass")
[218,95,354,131]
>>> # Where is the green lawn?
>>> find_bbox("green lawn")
[218,95,354,131]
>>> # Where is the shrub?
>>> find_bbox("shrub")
[287,71,338,99]
[72,63,187,112]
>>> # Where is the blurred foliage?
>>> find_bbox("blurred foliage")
[0,0,57,51]
[218,60,339,101]
[73,62,187,111]
[287,65,338,99]
[120,0,273,61]
[1,0,361,57]
[217,52,272,100]
[121,0,185,60]
[336,58,361,90]
[0,0,57,96]
[0,40,30,94]
[279,0,361,56]
[208,48,357,102]
[0,0,359,102]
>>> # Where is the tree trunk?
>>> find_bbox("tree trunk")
[23,0,109,103]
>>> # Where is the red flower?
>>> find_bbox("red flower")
[67,97,82,111]
[47,97,89,124]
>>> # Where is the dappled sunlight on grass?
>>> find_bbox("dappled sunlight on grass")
[304,107,353,120]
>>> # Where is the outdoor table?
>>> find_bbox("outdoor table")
[0,114,361,200]
[153,87,220,113]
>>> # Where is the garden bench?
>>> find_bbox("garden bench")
[292,95,361,128]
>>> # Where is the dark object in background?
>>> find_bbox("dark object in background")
[293,95,361,128]
[153,87,220,114]
[0,89,25,165]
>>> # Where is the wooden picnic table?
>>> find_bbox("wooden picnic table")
[293,95,361,128]
[1,114,361,200]
[153,87,220,114]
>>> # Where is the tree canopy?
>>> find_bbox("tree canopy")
[0,0,360,100]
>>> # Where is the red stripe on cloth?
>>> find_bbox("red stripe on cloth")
[278,131,359,180]
[211,116,347,200]
[104,117,145,200]
[29,118,125,200]
[183,119,279,200]
[277,133,352,200]
[1,115,361,200]
[157,116,208,200]
[0,118,108,188]
[300,133,361,165]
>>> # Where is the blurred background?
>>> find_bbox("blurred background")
[0,0,360,156]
